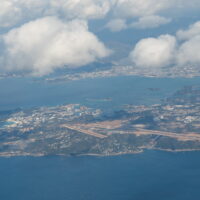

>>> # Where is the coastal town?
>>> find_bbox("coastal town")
[1,86,200,157]
[44,64,200,83]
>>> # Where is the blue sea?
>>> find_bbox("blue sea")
[1,76,200,111]
[1,76,200,200]
[0,151,200,200]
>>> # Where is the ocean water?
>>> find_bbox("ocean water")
[0,121,15,128]
[0,151,200,200]
[1,76,200,200]
[1,76,200,111]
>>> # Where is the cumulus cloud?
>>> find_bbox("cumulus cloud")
[177,21,200,40]
[0,17,111,76]
[105,0,172,31]
[0,0,22,28]
[106,15,171,32]
[49,0,112,20]
[105,19,127,32]
[177,36,200,66]
[0,0,113,76]
[131,15,171,29]
[177,21,200,66]
[2,0,200,30]
[129,35,176,68]
[106,0,200,31]
[130,21,200,68]
[1,0,200,76]
[0,0,48,28]
[114,0,171,18]
[0,0,114,28]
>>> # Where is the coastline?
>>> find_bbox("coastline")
[1,148,200,158]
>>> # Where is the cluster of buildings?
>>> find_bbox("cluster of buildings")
[45,64,200,83]
[3,104,102,131]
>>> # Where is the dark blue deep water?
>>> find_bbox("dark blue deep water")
[0,151,200,200]
[1,76,200,199]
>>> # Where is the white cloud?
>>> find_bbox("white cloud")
[49,0,112,20]
[107,0,200,32]
[0,0,22,28]
[105,0,172,31]
[1,17,111,76]
[0,0,113,28]
[131,15,171,29]
[129,35,176,68]
[105,19,127,32]
[1,0,200,32]
[177,21,200,40]
[106,15,171,32]
[0,0,48,28]
[176,21,200,67]
[177,35,200,66]
[1,0,200,76]
[113,0,171,18]
[130,20,200,69]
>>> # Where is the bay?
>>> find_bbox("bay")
[1,76,200,111]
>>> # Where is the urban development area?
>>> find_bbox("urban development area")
[1,86,200,157]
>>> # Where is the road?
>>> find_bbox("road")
[62,124,200,142]
[62,124,107,139]
[135,129,200,141]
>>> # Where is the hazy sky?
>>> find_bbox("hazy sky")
[0,0,200,76]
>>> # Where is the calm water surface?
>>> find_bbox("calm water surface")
[1,76,200,111]
[0,151,200,200]
[1,76,200,200]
